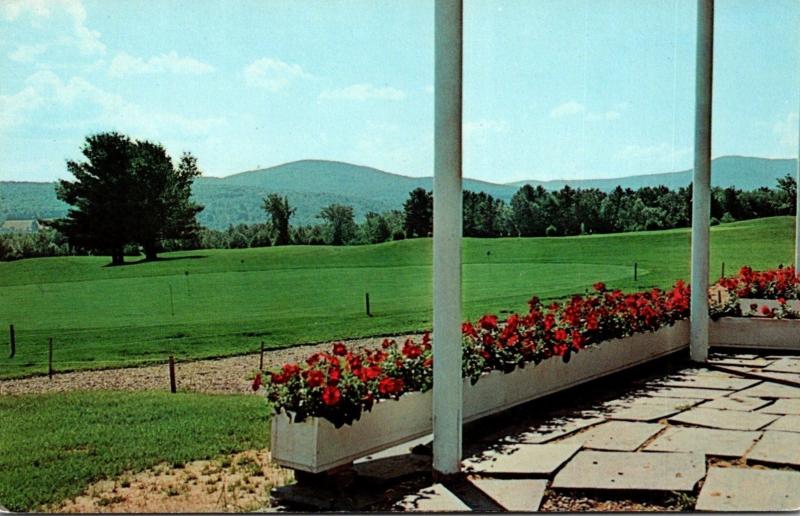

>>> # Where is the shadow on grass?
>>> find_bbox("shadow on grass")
[103,255,208,267]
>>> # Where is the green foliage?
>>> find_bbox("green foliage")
[0,391,269,512]
[0,217,794,379]
[403,187,433,238]
[262,194,295,246]
[318,203,357,245]
[50,133,203,264]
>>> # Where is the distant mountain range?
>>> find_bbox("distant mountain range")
[1,156,795,230]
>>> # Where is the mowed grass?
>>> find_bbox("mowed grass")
[0,216,795,379]
[0,390,269,512]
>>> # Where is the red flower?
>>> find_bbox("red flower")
[462,322,478,338]
[554,328,568,342]
[328,367,341,385]
[332,342,347,356]
[282,363,300,377]
[305,369,325,387]
[760,305,773,316]
[593,282,606,292]
[778,297,787,305]
[423,357,433,368]
[478,314,498,330]
[382,338,395,349]
[322,386,341,406]
[378,378,404,395]
[251,373,262,391]
[402,340,422,359]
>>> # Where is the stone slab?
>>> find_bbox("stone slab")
[759,398,800,415]
[551,451,705,492]
[463,442,581,475]
[607,397,699,422]
[707,357,773,368]
[643,387,734,400]
[696,467,800,511]
[764,357,800,374]
[765,414,800,433]
[355,435,431,463]
[509,416,605,444]
[559,421,664,451]
[668,407,778,431]
[467,478,547,512]
[396,483,471,512]
[755,371,800,385]
[642,426,761,458]
[699,396,771,412]
[736,382,800,399]
[747,431,800,466]
[651,375,760,391]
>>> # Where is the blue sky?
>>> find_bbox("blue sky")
[1,0,797,184]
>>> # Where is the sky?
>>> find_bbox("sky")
[0,0,798,184]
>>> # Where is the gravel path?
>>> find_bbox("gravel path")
[0,334,421,396]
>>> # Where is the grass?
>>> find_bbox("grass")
[0,216,795,379]
[0,390,270,512]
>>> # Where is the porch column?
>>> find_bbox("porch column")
[432,0,463,476]
[690,0,714,362]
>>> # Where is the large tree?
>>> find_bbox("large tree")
[403,188,433,238]
[262,194,295,245]
[51,132,204,265]
[318,203,357,245]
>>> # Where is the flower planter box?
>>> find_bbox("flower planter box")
[710,317,800,351]
[271,320,689,473]
[737,298,800,315]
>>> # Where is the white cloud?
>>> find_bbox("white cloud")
[550,100,622,121]
[773,112,799,151]
[550,101,585,118]
[109,51,214,77]
[243,58,309,91]
[2,70,224,138]
[2,0,105,56]
[8,43,48,62]
[319,83,406,102]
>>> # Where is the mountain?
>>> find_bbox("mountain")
[1,156,796,230]
[509,156,796,192]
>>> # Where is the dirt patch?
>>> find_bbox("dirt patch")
[0,334,421,396]
[47,449,293,513]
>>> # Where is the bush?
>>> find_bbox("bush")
[392,230,406,241]
[720,212,736,224]
[545,225,557,237]
[710,217,720,226]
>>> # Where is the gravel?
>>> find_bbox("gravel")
[0,334,421,396]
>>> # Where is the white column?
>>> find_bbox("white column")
[690,0,714,362]
[433,0,463,476]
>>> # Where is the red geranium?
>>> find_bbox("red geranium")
[322,386,341,406]
[332,342,347,356]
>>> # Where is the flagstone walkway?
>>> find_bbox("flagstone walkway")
[270,352,800,512]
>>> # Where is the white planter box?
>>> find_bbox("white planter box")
[738,298,800,315]
[710,317,800,350]
[271,321,689,473]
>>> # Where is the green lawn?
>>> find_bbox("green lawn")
[0,216,795,379]
[0,391,269,512]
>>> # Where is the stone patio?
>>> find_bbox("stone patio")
[271,352,800,512]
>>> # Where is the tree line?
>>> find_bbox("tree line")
[0,131,796,262]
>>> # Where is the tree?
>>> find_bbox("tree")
[363,212,391,244]
[51,132,136,265]
[262,194,295,245]
[318,204,357,245]
[403,188,433,238]
[131,144,204,260]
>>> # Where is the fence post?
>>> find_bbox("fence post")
[169,355,177,393]
[365,292,372,317]
[634,262,638,281]
[8,325,15,359]
[259,340,265,370]
[48,337,53,379]
[721,261,725,278]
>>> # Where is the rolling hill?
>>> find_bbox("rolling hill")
[1,156,795,229]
